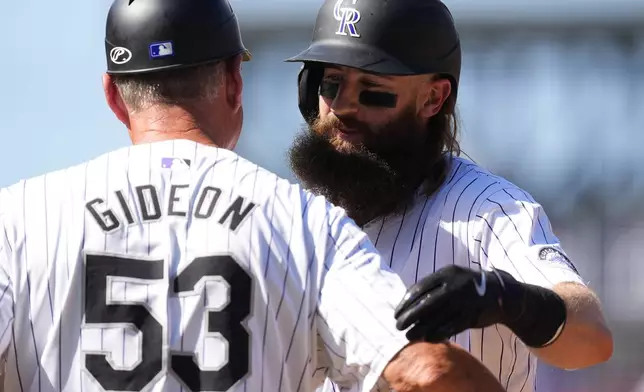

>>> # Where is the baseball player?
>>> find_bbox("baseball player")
[0,0,507,391]
[285,0,614,390]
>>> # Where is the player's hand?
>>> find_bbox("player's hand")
[394,265,514,342]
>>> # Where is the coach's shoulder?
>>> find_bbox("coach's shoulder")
[0,185,10,211]
[0,177,27,208]
[2,149,107,194]
[238,160,303,203]
[5,162,86,192]
[253,168,354,230]
[225,155,344,223]
[0,181,21,231]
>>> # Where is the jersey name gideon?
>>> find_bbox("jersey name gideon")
[85,183,256,233]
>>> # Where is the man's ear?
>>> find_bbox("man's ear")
[224,55,244,111]
[102,73,131,128]
[418,78,452,120]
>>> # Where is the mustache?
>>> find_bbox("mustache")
[335,115,368,130]
[316,114,372,135]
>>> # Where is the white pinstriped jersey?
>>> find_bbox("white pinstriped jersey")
[319,156,585,392]
[0,139,410,392]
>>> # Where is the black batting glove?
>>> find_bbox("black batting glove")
[394,265,508,343]
[394,265,567,348]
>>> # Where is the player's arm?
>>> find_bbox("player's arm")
[529,280,611,369]
[395,187,612,370]
[476,188,612,369]
[311,196,506,392]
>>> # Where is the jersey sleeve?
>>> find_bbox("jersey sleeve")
[307,195,409,392]
[475,187,584,289]
[0,189,14,356]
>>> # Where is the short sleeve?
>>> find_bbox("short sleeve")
[475,187,584,289]
[307,195,409,392]
[0,189,14,355]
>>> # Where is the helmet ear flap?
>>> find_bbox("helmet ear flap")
[297,63,324,125]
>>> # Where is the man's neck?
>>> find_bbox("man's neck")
[130,129,218,147]
[128,106,220,147]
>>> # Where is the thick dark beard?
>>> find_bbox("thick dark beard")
[288,110,434,226]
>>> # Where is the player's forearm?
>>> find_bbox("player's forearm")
[530,282,613,370]
[382,341,506,392]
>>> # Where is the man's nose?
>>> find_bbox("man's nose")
[330,82,360,117]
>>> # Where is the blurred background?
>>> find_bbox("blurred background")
[1,0,643,390]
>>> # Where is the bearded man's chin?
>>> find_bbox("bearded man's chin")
[288,128,422,226]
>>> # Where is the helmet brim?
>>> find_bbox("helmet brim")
[285,41,416,76]
[106,49,251,75]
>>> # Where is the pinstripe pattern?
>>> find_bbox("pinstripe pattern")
[0,139,409,392]
[318,156,585,392]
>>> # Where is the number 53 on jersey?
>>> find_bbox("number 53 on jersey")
[81,252,253,392]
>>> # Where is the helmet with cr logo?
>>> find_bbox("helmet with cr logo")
[285,0,461,123]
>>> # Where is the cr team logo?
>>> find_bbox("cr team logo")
[333,0,361,37]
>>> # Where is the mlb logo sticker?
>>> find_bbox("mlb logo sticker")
[161,157,191,169]
[149,41,174,59]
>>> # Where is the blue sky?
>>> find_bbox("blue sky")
[0,1,129,186]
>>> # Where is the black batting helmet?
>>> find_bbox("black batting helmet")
[286,0,461,123]
[105,0,251,75]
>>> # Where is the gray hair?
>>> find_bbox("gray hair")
[112,62,224,112]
